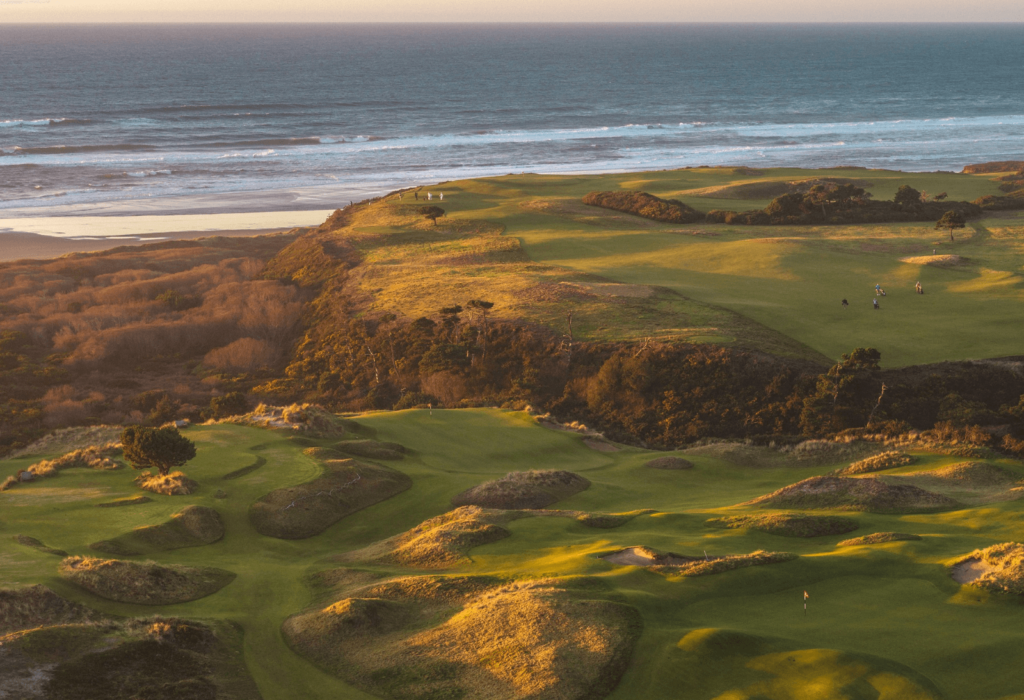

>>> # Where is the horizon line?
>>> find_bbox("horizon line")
[2,20,1024,25]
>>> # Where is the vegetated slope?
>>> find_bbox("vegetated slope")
[746,475,959,514]
[887,461,1024,505]
[0,585,260,699]
[283,575,642,700]
[837,532,922,547]
[0,233,305,452]
[951,542,1024,594]
[249,458,412,539]
[451,470,590,509]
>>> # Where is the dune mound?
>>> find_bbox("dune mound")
[951,543,1024,594]
[583,190,703,224]
[900,254,967,267]
[250,458,412,539]
[134,470,199,496]
[452,470,590,510]
[0,598,260,700]
[58,556,234,605]
[602,546,795,576]
[91,505,224,556]
[837,532,922,547]
[13,535,68,557]
[95,495,152,508]
[706,513,859,538]
[683,439,880,469]
[645,456,693,470]
[835,451,915,475]
[337,439,407,460]
[284,576,641,700]
[348,506,514,569]
[746,475,959,514]
[0,585,100,635]
[230,402,350,437]
[907,461,1020,487]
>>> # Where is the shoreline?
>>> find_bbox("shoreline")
[0,228,301,262]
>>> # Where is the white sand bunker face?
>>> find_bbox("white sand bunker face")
[951,558,996,585]
[602,546,694,567]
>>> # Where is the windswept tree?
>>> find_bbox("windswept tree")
[893,185,922,208]
[121,426,197,477]
[420,206,445,226]
[935,210,966,242]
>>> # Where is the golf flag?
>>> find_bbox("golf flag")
[804,591,809,601]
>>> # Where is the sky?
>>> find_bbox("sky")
[1,0,1023,23]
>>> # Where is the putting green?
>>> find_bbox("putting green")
[3,410,1024,699]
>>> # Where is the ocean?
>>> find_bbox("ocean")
[2,23,1023,216]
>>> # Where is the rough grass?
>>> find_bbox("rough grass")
[230,403,350,438]
[134,471,199,496]
[6,426,124,459]
[347,506,516,569]
[835,451,916,475]
[336,439,406,460]
[837,532,923,547]
[249,459,412,539]
[13,535,68,557]
[90,505,224,556]
[25,443,122,479]
[746,475,960,514]
[951,542,1024,595]
[706,513,860,538]
[644,456,693,470]
[58,557,235,605]
[451,470,590,509]
[0,585,100,634]
[283,576,642,700]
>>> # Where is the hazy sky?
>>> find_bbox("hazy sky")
[2,0,1024,23]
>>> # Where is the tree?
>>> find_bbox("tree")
[419,206,445,225]
[207,392,248,420]
[935,210,965,242]
[121,426,197,476]
[893,185,922,207]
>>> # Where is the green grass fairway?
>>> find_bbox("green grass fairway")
[391,167,1024,366]
[4,410,1024,699]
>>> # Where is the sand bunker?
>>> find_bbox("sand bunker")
[900,254,967,267]
[59,556,235,605]
[283,576,640,700]
[602,546,796,577]
[452,470,590,510]
[746,475,959,514]
[250,458,411,539]
[950,542,1024,593]
[603,546,694,567]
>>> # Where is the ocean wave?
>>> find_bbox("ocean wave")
[2,143,157,156]
[48,118,93,126]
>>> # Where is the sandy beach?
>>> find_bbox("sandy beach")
[0,209,334,262]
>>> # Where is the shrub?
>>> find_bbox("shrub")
[204,337,281,373]
[582,191,704,224]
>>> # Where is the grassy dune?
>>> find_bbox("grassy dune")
[367,166,1023,366]
[3,410,1024,699]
